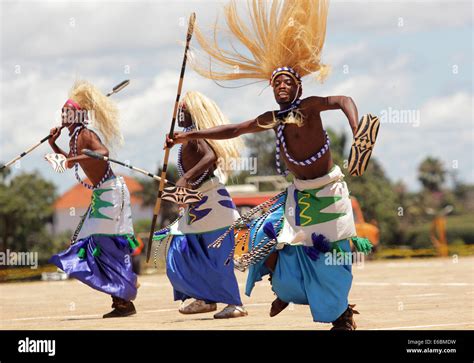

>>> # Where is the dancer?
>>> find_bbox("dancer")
[48,80,139,318]
[154,91,247,319]
[166,0,374,329]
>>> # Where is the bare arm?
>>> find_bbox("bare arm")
[66,129,109,168]
[66,154,90,165]
[176,140,217,187]
[308,96,359,135]
[166,112,273,148]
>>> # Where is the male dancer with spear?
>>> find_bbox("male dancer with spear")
[154,91,247,318]
[47,80,139,318]
[146,13,196,264]
[142,12,246,318]
[167,0,376,330]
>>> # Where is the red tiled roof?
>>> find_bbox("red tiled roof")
[54,175,144,209]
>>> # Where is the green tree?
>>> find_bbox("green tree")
[418,157,446,192]
[0,172,57,253]
[0,166,11,183]
[328,129,400,244]
[244,131,276,176]
[345,159,400,244]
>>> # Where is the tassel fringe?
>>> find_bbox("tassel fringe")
[351,237,373,255]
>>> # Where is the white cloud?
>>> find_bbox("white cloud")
[0,1,227,62]
[329,0,472,33]
[418,92,473,131]
[2,0,471,64]
[325,42,370,69]
[1,0,472,194]
[365,91,473,189]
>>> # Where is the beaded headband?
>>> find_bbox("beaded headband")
[270,67,302,86]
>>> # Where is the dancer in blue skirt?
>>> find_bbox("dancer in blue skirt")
[47,80,139,318]
[166,1,375,329]
[154,91,247,319]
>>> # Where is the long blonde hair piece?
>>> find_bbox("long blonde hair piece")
[69,80,123,149]
[182,91,243,177]
[194,0,330,83]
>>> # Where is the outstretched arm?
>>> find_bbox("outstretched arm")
[166,111,273,148]
[308,96,359,136]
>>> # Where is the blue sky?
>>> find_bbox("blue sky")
[0,0,472,195]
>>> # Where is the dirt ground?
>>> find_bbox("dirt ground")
[1,256,473,330]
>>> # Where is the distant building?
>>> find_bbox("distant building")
[52,175,152,235]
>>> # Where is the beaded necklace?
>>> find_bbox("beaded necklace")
[177,125,210,187]
[274,99,331,176]
[71,125,112,190]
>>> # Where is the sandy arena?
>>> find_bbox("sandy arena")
[1,256,473,330]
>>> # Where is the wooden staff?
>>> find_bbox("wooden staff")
[0,80,130,170]
[146,13,196,262]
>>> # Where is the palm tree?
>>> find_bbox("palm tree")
[418,157,446,192]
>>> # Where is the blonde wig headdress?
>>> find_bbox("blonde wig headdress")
[67,80,123,149]
[181,91,243,177]
[194,0,330,84]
